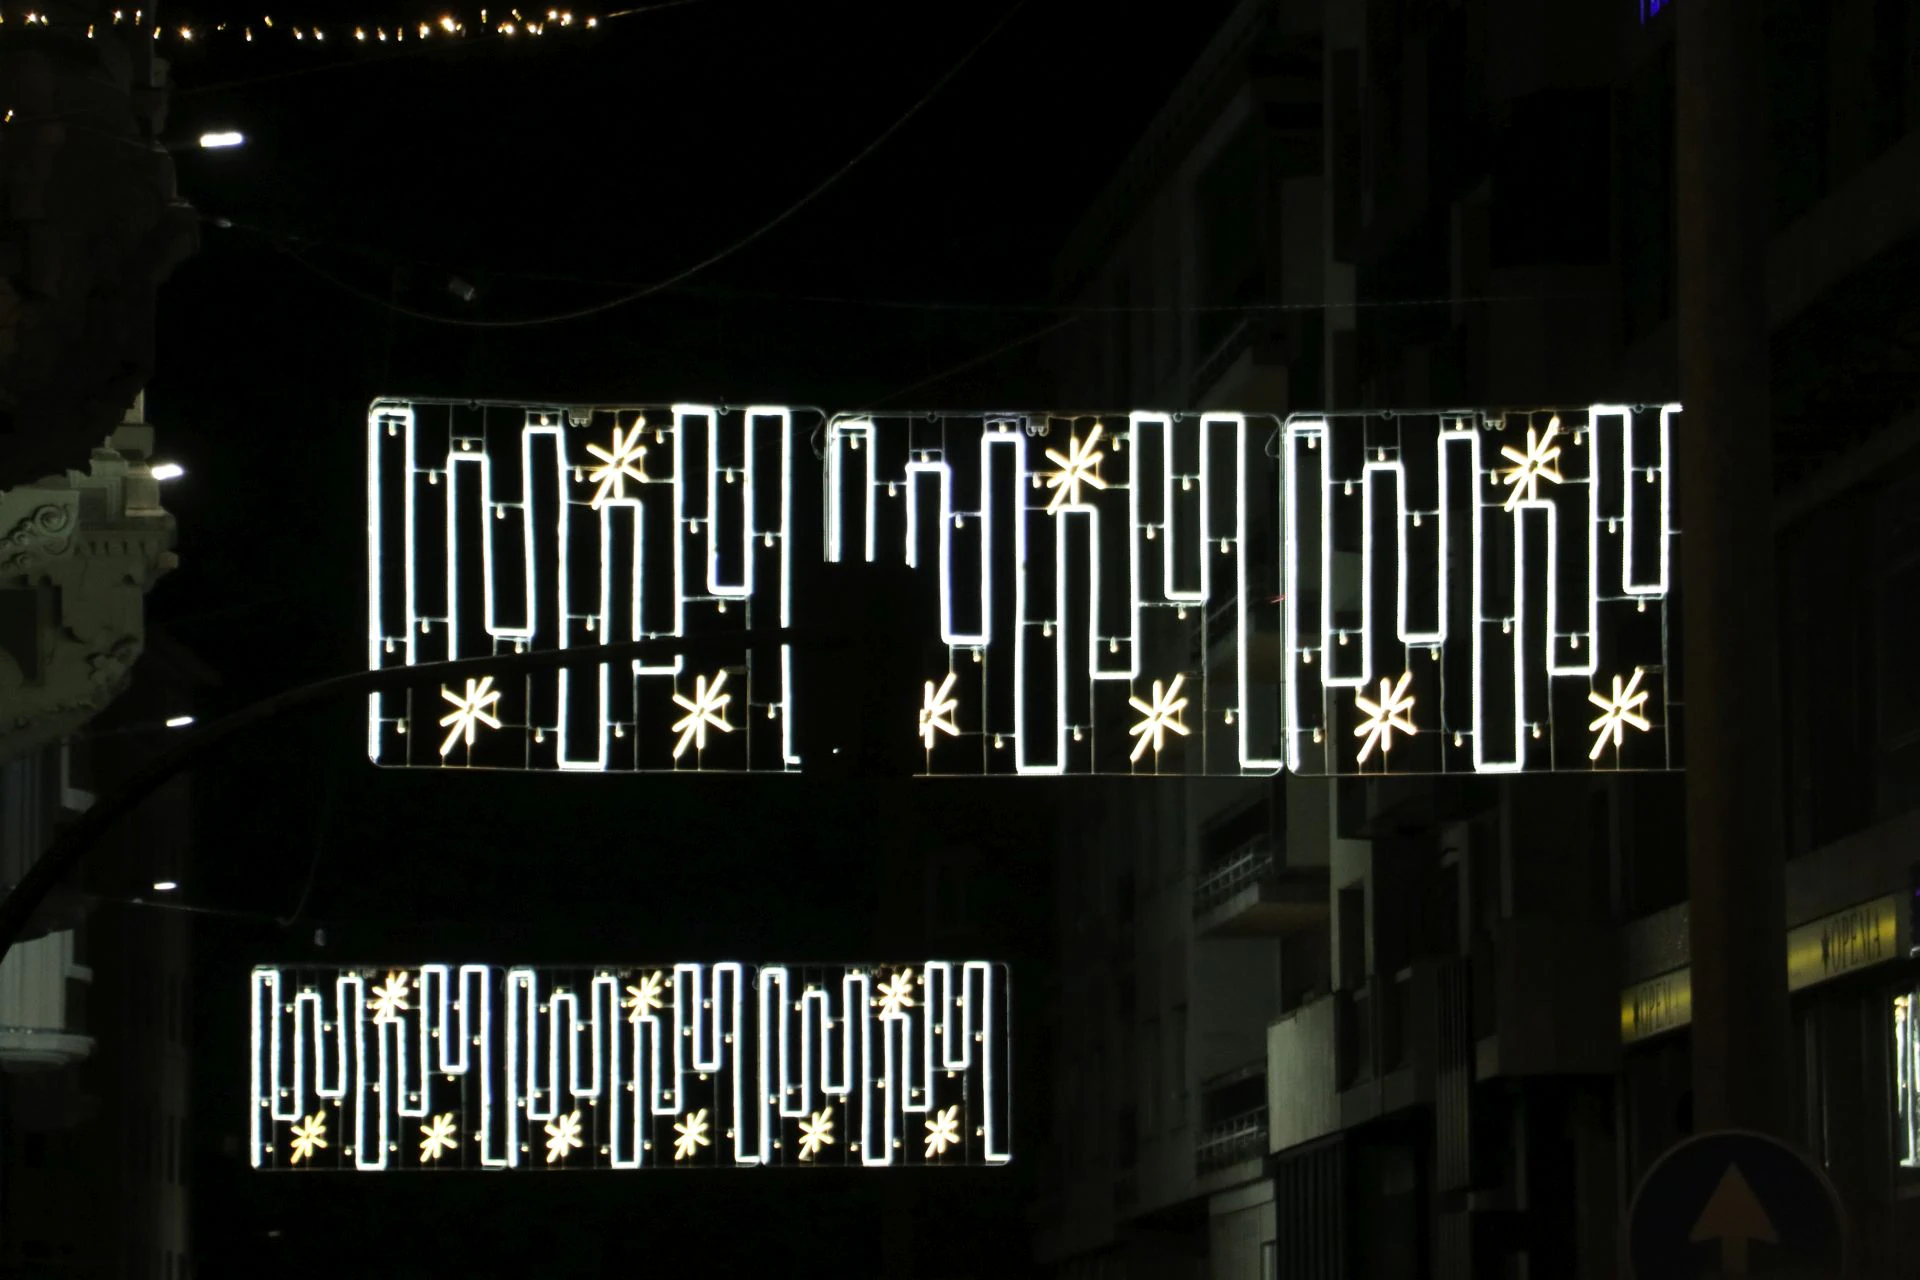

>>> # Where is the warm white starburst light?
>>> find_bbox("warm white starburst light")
[1353,671,1416,763]
[544,1109,584,1164]
[419,1112,458,1162]
[1499,417,1565,511]
[1043,423,1109,513]
[797,1107,835,1160]
[581,418,649,509]
[1587,668,1652,760]
[673,1108,711,1161]
[1128,673,1191,763]
[919,672,960,750]
[670,670,734,760]
[438,675,503,757]
[877,969,916,1017]
[368,970,411,1023]
[924,1104,961,1158]
[288,1111,328,1164]
[623,970,666,1023]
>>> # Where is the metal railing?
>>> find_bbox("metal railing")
[1196,1105,1270,1175]
[1193,839,1276,916]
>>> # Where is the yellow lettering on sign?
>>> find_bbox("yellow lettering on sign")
[1786,896,1902,992]
[1621,969,1692,1043]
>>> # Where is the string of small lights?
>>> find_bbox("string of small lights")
[0,3,708,47]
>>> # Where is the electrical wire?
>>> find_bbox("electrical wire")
[863,315,1080,408]
[269,0,1031,329]
[172,0,721,98]
[217,215,1608,320]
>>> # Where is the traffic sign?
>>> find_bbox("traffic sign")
[1628,1130,1846,1278]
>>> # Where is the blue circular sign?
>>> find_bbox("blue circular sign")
[1628,1129,1845,1279]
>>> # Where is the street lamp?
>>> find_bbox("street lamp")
[197,131,244,150]
[150,462,185,481]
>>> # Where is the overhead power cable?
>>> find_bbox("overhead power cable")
[271,0,1032,329]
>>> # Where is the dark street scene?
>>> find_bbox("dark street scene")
[2,0,1917,1275]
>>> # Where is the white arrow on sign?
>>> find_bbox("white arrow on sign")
[1688,1162,1778,1276]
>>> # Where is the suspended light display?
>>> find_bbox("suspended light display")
[368,399,1681,777]
[250,961,1012,1170]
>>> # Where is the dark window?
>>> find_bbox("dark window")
[1766,0,1830,228]
[1338,882,1367,989]
[1330,50,1362,262]
[1195,123,1267,356]
[1618,45,1675,342]
[1491,88,1611,268]
[1876,475,1920,821]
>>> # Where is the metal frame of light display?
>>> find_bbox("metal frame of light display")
[368,399,1680,778]
[250,962,1011,1171]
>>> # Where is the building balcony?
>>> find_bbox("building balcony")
[0,929,92,1070]
[1196,1063,1268,1192]
[1268,995,1338,1155]
[1193,840,1329,938]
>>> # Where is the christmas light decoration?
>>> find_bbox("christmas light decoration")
[1352,671,1416,764]
[368,401,798,773]
[249,961,1012,1170]
[60,7,604,51]
[372,401,1679,777]
[1587,668,1652,760]
[1281,405,1680,776]
[918,673,961,750]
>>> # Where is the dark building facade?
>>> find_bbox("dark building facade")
[1034,0,1920,1275]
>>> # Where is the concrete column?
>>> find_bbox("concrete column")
[1675,0,1792,1135]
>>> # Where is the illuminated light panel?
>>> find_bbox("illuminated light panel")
[1281,405,1681,776]
[824,411,1286,775]
[367,400,801,773]
[371,402,1680,776]
[249,962,1012,1170]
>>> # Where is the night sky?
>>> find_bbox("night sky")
[144,2,1236,1273]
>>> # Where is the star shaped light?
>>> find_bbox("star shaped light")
[623,970,666,1023]
[797,1107,835,1161]
[1128,673,1191,764]
[673,1108,711,1161]
[419,1111,458,1162]
[670,670,734,760]
[1499,416,1565,511]
[919,672,960,750]
[368,970,411,1023]
[877,969,916,1017]
[581,418,649,509]
[1353,671,1416,763]
[438,675,503,757]
[544,1109,584,1164]
[924,1104,961,1158]
[1043,423,1109,513]
[1587,668,1652,761]
[288,1110,328,1164]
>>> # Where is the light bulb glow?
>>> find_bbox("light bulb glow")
[197,131,244,149]
[150,462,186,480]
[248,961,1010,1170]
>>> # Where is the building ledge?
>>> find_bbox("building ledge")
[0,1027,93,1070]
[1195,856,1328,938]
